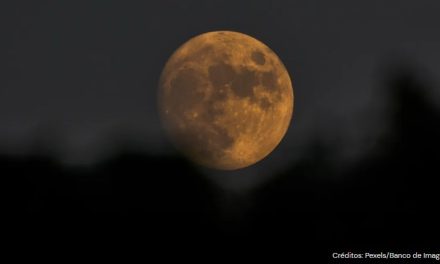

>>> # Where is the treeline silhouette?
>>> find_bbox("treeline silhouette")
[2,68,439,255]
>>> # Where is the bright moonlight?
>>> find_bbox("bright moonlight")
[158,31,294,170]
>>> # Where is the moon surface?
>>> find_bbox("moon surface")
[158,31,294,170]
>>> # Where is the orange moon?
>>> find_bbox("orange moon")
[158,31,294,170]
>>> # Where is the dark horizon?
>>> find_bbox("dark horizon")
[4,68,440,256]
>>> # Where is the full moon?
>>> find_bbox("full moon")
[158,31,294,170]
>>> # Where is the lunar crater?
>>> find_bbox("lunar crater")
[259,97,272,110]
[251,51,266,65]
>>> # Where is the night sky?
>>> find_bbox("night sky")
[2,0,440,258]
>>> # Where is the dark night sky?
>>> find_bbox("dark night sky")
[2,0,440,189]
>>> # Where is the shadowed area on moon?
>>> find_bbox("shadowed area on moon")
[159,31,293,170]
[168,68,205,113]
[209,63,260,99]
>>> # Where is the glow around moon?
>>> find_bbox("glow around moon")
[158,31,294,170]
